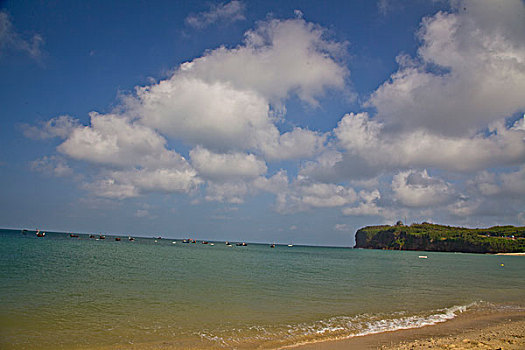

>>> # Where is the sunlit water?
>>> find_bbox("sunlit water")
[1,229,524,349]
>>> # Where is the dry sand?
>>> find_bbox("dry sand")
[293,309,525,350]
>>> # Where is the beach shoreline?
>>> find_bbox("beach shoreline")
[292,308,525,350]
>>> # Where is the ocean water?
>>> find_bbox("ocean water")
[1,229,524,349]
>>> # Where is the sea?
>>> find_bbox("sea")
[1,228,524,349]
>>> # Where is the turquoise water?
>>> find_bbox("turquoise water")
[1,229,524,349]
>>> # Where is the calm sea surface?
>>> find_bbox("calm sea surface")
[1,229,524,349]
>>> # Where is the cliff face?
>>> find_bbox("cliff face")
[354,224,525,253]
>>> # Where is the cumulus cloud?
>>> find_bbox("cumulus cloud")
[21,115,79,140]
[368,0,525,135]
[185,1,246,29]
[308,112,525,180]
[269,175,358,213]
[205,181,249,204]
[30,156,73,177]
[58,112,187,168]
[85,167,201,199]
[0,10,44,59]
[176,18,347,106]
[342,189,385,217]
[392,170,454,207]
[190,146,267,181]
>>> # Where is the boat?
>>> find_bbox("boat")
[288,244,293,247]
[418,255,428,259]
[128,237,134,241]
[236,243,243,246]
[182,239,189,243]
[99,235,105,240]
[21,229,28,235]
[69,233,79,238]
[270,243,275,248]
[89,234,95,239]
[115,237,121,241]
[202,241,209,244]
[225,241,232,246]
[36,230,45,237]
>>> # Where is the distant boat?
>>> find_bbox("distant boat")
[418,255,428,259]
[128,237,134,241]
[288,244,293,247]
[115,237,121,241]
[89,234,95,239]
[69,233,79,238]
[36,230,45,237]
[236,243,243,246]
[270,243,275,248]
[210,243,214,246]
[202,241,209,244]
[182,239,189,243]
[172,241,176,244]
[99,235,105,240]
[225,241,232,246]
[21,229,28,234]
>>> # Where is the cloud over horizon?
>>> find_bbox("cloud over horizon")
[24,0,525,232]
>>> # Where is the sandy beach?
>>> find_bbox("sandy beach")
[294,309,525,350]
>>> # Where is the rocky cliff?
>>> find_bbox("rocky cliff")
[354,223,525,253]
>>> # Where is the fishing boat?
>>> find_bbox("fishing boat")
[36,230,45,237]
[69,233,79,238]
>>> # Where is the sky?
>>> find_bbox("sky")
[0,0,524,246]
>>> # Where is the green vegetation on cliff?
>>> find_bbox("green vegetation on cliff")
[354,223,525,253]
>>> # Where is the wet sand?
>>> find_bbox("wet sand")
[293,309,525,350]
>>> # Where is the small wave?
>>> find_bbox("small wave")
[198,302,480,349]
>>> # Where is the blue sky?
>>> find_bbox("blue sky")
[1,0,524,246]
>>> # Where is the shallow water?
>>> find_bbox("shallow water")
[1,229,523,349]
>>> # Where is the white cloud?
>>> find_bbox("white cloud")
[137,18,346,158]
[326,112,525,178]
[342,189,384,217]
[500,166,525,196]
[271,175,358,213]
[30,156,73,177]
[58,112,185,168]
[392,169,454,207]
[0,11,44,59]
[368,0,525,136]
[205,181,248,204]
[85,167,201,199]
[21,115,79,140]
[185,1,246,29]
[261,128,326,161]
[137,77,274,153]
[177,18,347,106]
[190,146,267,181]
[84,178,139,200]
